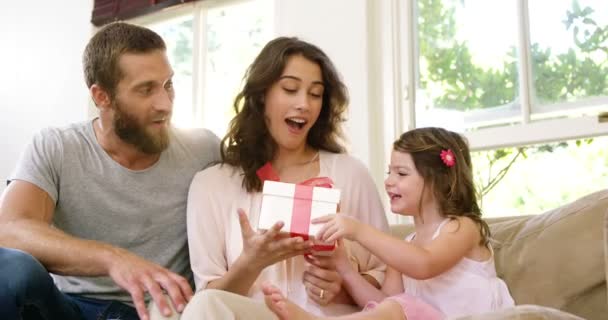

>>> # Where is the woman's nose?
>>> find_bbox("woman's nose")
[294,92,310,111]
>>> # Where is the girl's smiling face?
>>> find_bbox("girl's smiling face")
[384,150,433,216]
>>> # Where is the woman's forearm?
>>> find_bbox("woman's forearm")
[354,223,433,279]
[205,254,263,295]
[338,267,387,307]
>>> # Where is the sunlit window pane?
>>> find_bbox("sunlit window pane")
[473,136,608,217]
[148,15,195,128]
[202,0,274,138]
[529,0,608,112]
[416,0,519,131]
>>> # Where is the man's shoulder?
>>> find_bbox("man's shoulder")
[168,127,221,166]
[171,127,219,151]
[32,121,92,148]
[171,127,218,141]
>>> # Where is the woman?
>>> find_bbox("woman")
[183,37,389,318]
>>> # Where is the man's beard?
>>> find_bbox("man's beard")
[112,101,170,154]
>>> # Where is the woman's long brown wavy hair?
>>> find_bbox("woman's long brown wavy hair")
[221,37,349,192]
[393,127,491,245]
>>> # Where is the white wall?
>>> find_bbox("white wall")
[275,0,378,166]
[0,0,391,209]
[0,0,93,194]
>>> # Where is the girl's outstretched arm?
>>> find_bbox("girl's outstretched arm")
[358,217,480,279]
[316,215,480,280]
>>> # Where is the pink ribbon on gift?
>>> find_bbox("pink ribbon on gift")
[256,162,334,188]
[256,162,335,248]
[291,184,314,240]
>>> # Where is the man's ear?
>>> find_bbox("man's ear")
[90,84,111,110]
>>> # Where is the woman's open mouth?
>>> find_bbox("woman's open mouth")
[285,117,307,133]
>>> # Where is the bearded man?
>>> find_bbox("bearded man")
[0,22,220,320]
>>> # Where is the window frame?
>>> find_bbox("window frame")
[373,0,608,223]
[126,2,207,129]
[91,0,198,26]
[390,0,608,151]
[122,0,274,132]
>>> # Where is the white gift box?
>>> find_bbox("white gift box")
[258,180,341,254]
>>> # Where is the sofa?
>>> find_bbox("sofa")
[390,189,608,320]
[153,190,606,319]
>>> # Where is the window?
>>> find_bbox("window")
[387,0,608,217]
[130,0,274,138]
[473,136,608,216]
[200,1,274,136]
[148,14,195,128]
[411,0,608,142]
[416,0,520,131]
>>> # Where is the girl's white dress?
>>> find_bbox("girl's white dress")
[366,218,515,319]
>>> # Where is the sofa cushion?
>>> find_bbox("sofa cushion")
[454,304,585,320]
[490,189,608,320]
[605,206,608,306]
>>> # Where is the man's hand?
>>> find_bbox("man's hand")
[107,248,193,320]
[1,181,192,320]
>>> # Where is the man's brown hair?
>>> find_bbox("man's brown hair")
[83,22,166,99]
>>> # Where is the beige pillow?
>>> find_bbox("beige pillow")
[605,206,608,304]
[454,304,584,320]
[489,189,608,320]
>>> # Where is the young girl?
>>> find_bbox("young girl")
[262,127,515,320]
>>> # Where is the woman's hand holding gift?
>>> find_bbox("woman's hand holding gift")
[237,208,313,271]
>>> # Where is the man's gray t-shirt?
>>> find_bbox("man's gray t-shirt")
[9,120,220,303]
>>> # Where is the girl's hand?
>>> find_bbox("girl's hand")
[313,214,361,242]
[237,208,313,271]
